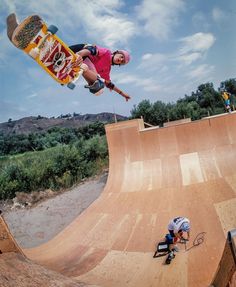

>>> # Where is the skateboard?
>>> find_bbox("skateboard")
[6,13,83,89]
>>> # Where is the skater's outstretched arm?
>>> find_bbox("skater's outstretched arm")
[106,80,131,102]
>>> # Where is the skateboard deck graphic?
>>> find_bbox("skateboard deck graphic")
[6,14,83,89]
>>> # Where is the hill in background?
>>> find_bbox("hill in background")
[0,112,128,135]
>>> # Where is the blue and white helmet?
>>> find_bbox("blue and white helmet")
[181,222,190,232]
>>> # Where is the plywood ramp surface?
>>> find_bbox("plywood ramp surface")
[2,114,236,287]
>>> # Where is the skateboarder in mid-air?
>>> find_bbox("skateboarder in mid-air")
[6,14,131,101]
[69,44,131,101]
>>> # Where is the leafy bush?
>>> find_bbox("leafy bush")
[0,121,105,156]
[0,135,108,200]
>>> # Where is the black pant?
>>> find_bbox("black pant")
[69,44,86,54]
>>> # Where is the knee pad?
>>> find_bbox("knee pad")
[84,77,105,95]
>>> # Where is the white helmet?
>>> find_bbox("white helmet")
[181,222,190,232]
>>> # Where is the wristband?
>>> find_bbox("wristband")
[106,81,115,89]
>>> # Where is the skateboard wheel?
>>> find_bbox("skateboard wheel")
[67,82,76,90]
[47,25,58,35]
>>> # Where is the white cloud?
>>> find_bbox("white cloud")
[187,64,215,81]
[113,74,137,85]
[139,53,169,71]
[113,72,161,92]
[93,0,124,9]
[2,0,135,49]
[76,1,135,48]
[27,93,38,99]
[86,15,135,48]
[135,0,185,40]
[174,32,216,66]
[142,53,152,60]
[177,52,202,65]
[179,33,215,54]
[138,33,213,72]
[142,53,167,64]
[132,31,216,91]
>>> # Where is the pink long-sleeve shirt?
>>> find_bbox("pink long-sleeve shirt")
[83,46,112,81]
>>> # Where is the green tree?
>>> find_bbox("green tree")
[150,101,168,126]
[131,100,153,122]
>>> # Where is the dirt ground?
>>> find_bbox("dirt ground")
[0,172,107,248]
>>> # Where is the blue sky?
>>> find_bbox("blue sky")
[0,0,235,123]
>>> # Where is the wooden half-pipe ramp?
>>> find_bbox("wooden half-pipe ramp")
[1,113,236,286]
